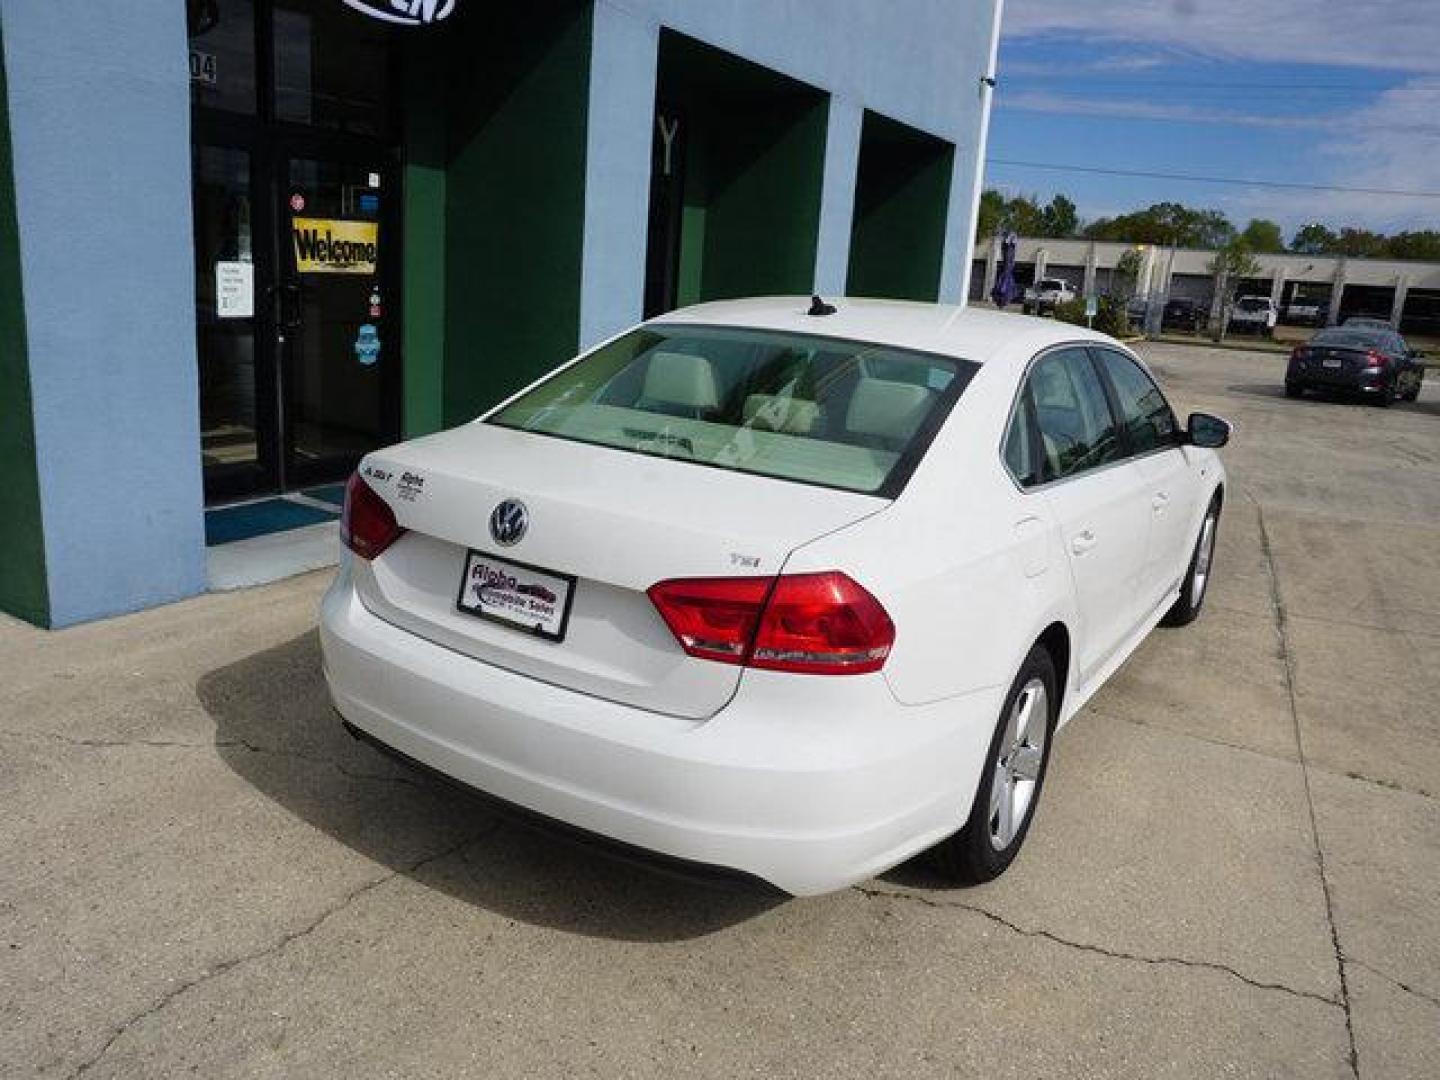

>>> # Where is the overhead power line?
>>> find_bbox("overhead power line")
[985,158,1440,199]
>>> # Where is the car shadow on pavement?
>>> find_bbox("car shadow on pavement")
[196,630,782,943]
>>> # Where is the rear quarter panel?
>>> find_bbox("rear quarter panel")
[784,358,1079,708]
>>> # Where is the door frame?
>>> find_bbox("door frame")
[190,0,406,504]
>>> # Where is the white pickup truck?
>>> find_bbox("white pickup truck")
[1022,277,1077,314]
[1228,295,1279,335]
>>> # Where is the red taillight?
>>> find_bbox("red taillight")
[1290,346,1310,364]
[647,571,895,676]
[1365,349,1388,370]
[340,471,404,560]
[750,573,896,674]
[645,576,771,665]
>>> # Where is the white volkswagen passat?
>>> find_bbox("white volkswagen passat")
[321,298,1229,895]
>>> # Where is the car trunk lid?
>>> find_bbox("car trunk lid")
[350,423,888,719]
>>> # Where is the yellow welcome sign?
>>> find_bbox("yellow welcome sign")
[292,217,379,274]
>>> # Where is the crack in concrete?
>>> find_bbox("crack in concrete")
[1345,957,1440,1013]
[0,728,423,788]
[1248,488,1361,1080]
[852,884,1342,1009]
[67,825,500,1078]
[1337,770,1433,802]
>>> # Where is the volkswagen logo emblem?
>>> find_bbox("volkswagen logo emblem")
[489,499,528,547]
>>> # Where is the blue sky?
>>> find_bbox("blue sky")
[988,0,1440,239]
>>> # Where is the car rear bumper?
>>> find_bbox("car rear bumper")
[1290,366,1387,391]
[319,568,1003,896]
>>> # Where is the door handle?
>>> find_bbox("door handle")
[275,283,303,330]
[1071,530,1098,555]
[1152,492,1170,514]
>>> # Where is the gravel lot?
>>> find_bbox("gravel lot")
[2,341,1437,1079]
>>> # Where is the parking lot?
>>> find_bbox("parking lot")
[3,340,1437,1079]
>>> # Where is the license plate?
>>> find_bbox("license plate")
[1323,357,1342,368]
[456,551,576,642]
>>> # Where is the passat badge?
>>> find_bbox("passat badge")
[342,0,457,27]
[489,500,528,547]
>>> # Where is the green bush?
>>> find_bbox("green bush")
[1052,295,1129,337]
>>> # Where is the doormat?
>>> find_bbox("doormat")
[302,482,347,508]
[205,497,339,547]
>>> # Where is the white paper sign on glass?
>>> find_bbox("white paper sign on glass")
[215,261,255,319]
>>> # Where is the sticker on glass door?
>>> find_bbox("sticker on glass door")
[291,217,379,274]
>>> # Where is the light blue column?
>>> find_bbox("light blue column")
[577,1,660,350]
[812,98,863,297]
[1,0,206,625]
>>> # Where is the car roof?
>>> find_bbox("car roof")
[647,296,1121,368]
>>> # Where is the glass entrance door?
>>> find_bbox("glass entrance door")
[279,152,398,488]
[193,141,277,501]
[188,0,401,504]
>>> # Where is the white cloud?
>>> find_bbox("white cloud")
[1229,77,1440,232]
[1003,0,1440,74]
[998,91,1334,130]
[1004,53,1171,76]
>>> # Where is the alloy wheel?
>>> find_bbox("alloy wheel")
[988,677,1049,850]
[1191,511,1218,609]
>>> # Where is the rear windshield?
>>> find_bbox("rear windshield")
[1313,329,1389,348]
[487,325,979,496]
[1236,298,1270,311]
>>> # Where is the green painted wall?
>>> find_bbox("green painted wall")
[698,99,828,301]
[658,32,828,310]
[846,112,954,302]
[438,2,592,425]
[0,30,48,626]
[400,47,447,438]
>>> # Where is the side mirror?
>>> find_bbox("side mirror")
[1186,412,1231,449]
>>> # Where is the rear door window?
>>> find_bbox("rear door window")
[1093,349,1180,455]
[1027,349,1124,481]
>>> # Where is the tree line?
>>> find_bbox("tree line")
[977,190,1440,262]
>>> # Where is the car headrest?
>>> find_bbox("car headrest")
[1030,363,1072,410]
[642,351,720,412]
[845,378,934,442]
[743,393,820,434]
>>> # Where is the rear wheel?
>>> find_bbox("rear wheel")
[930,645,1057,884]
[1163,497,1221,627]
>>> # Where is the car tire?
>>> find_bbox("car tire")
[1284,382,1304,398]
[1163,496,1221,628]
[930,644,1058,885]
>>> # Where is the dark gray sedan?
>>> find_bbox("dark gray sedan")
[1286,327,1426,406]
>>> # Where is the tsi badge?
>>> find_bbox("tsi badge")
[342,0,457,26]
[489,499,528,547]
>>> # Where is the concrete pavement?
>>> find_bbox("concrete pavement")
[1,341,1436,1078]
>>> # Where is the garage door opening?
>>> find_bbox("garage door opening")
[644,32,829,316]
[845,112,954,302]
